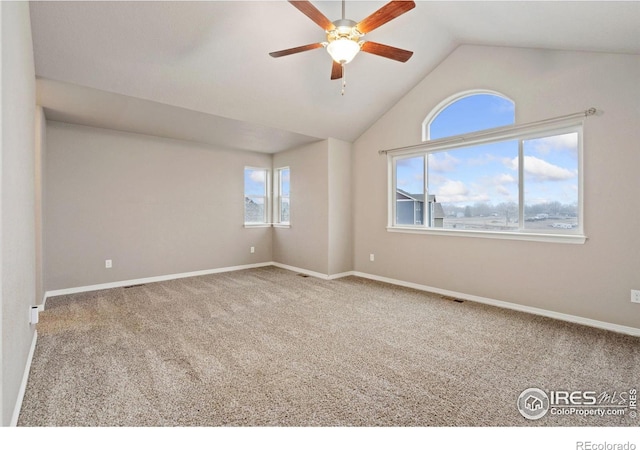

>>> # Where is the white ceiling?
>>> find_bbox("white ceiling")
[30,1,640,153]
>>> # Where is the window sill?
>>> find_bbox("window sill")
[386,226,586,244]
[243,223,291,229]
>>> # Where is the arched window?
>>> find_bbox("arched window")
[423,91,515,141]
[390,91,582,241]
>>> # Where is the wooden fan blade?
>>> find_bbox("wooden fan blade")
[269,42,324,58]
[331,61,343,80]
[356,1,416,34]
[289,1,335,31]
[361,41,413,62]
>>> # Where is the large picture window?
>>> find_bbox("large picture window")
[389,92,584,243]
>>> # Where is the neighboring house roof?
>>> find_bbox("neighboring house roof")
[396,188,425,203]
[396,189,445,219]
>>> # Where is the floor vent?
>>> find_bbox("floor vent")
[441,295,464,303]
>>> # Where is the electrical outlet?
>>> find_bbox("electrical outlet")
[30,306,39,325]
[632,290,640,304]
[369,253,375,262]
[250,247,255,254]
[105,259,112,269]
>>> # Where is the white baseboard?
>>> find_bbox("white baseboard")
[270,262,354,280]
[41,262,639,337]
[328,270,355,280]
[44,262,273,301]
[271,262,331,280]
[44,261,344,304]
[11,331,38,426]
[352,271,640,337]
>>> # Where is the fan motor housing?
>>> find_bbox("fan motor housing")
[328,19,362,43]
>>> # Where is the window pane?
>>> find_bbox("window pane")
[245,196,265,223]
[280,197,290,223]
[276,168,290,224]
[395,156,424,225]
[429,94,514,140]
[244,169,266,196]
[428,140,519,231]
[523,132,579,233]
[280,168,290,196]
[244,168,267,224]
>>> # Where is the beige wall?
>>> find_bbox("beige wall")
[327,138,353,276]
[45,125,354,287]
[273,140,330,274]
[1,1,37,426]
[272,138,353,277]
[352,45,640,329]
[44,122,272,290]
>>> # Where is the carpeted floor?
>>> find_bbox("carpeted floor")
[18,266,640,426]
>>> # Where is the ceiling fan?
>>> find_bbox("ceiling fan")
[269,0,416,93]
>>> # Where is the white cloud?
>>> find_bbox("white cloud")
[434,180,489,203]
[468,153,498,166]
[439,180,468,196]
[529,133,578,155]
[249,170,265,183]
[494,173,516,185]
[524,156,576,181]
[496,185,511,197]
[506,156,575,182]
[428,153,459,172]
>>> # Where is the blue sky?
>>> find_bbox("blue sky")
[244,168,267,197]
[279,168,290,195]
[397,94,578,208]
[245,167,290,197]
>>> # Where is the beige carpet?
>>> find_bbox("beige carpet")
[18,267,640,426]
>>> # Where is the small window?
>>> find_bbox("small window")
[274,167,290,225]
[244,167,270,225]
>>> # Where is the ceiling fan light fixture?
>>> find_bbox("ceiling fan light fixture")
[268,0,416,87]
[327,38,360,64]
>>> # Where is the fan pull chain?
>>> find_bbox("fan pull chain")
[341,63,346,96]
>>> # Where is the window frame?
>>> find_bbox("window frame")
[273,166,291,228]
[244,166,271,227]
[388,119,586,244]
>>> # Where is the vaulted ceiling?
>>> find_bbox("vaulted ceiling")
[30,1,640,153]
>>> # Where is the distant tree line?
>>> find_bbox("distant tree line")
[443,201,577,219]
